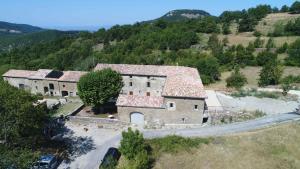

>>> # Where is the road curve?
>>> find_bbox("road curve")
[77,112,300,169]
[143,112,300,138]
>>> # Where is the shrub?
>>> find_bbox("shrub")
[147,135,211,154]
[253,31,261,37]
[258,60,283,86]
[119,128,152,169]
[226,66,247,89]
[119,128,146,160]
[256,51,277,66]
[127,150,151,169]
[277,42,288,54]
[281,75,300,84]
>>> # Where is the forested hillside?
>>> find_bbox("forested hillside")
[1,1,300,86]
[0,21,79,52]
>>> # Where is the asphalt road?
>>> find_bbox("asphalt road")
[65,112,300,169]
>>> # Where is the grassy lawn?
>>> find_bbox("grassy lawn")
[53,102,83,117]
[149,122,300,169]
[207,66,300,90]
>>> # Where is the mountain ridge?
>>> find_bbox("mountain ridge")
[149,9,211,22]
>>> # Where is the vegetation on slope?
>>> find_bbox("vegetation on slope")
[149,122,300,169]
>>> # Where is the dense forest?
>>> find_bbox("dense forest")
[0,2,300,85]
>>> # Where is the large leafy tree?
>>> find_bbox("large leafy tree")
[77,68,123,108]
[0,81,47,145]
[290,1,300,14]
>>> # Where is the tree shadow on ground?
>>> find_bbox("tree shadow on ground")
[50,120,96,164]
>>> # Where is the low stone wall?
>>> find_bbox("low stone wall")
[208,109,265,125]
[67,116,129,129]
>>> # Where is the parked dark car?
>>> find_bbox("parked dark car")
[99,147,121,169]
[32,155,59,169]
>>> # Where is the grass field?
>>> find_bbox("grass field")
[256,13,300,36]
[207,66,300,90]
[152,122,300,169]
[218,34,300,47]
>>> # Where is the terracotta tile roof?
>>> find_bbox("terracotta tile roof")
[95,64,206,98]
[2,69,36,78]
[29,69,52,79]
[3,69,87,83]
[117,95,164,108]
[59,71,88,82]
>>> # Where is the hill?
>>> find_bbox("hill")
[0,30,79,51]
[1,3,300,88]
[0,21,80,52]
[0,21,43,35]
[152,9,211,22]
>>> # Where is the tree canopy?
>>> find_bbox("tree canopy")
[77,68,123,108]
[0,81,47,145]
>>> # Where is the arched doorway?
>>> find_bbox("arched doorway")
[130,112,144,126]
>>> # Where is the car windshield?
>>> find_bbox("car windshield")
[39,162,49,166]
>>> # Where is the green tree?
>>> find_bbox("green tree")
[119,128,147,160]
[222,23,231,35]
[77,68,123,108]
[258,60,283,86]
[0,81,47,145]
[290,1,300,14]
[256,51,277,66]
[286,39,300,66]
[280,5,289,12]
[266,38,275,49]
[253,37,264,48]
[226,66,248,89]
[196,56,220,84]
[277,42,288,54]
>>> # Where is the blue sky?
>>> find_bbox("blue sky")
[0,0,295,30]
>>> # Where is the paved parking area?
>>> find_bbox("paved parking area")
[58,121,121,169]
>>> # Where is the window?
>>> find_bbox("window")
[19,84,25,89]
[147,82,151,87]
[167,102,176,110]
[129,91,133,95]
[63,85,65,88]
[129,75,133,78]
[129,82,133,86]
[49,83,54,90]
[147,76,150,79]
[194,105,199,110]
[146,92,150,96]
[35,86,38,90]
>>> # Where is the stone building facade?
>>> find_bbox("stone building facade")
[3,63,207,127]
[2,69,86,97]
[94,64,207,127]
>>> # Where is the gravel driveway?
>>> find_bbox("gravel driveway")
[216,92,300,114]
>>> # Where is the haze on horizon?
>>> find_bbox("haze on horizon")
[0,0,296,31]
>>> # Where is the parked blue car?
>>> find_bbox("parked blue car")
[32,155,59,169]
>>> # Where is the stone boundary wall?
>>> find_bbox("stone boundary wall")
[67,116,129,129]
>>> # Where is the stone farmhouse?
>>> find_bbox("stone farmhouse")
[2,69,86,97]
[3,64,207,127]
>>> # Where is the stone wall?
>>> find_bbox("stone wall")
[68,116,129,129]
[121,75,166,97]
[118,97,205,128]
